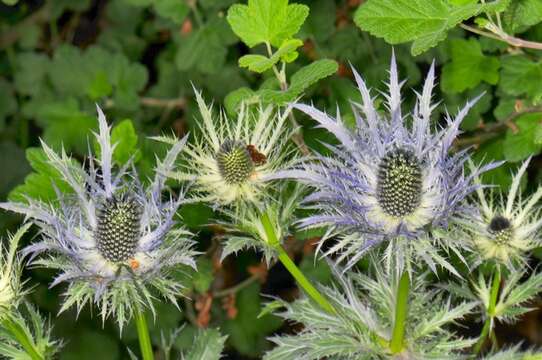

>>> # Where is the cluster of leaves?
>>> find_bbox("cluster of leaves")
[1,0,542,358]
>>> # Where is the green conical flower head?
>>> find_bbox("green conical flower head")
[96,196,142,262]
[216,140,255,185]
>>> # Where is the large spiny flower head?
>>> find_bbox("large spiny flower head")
[0,107,197,329]
[275,53,496,271]
[165,90,293,207]
[464,158,542,270]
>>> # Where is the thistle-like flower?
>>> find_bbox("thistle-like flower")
[0,223,30,314]
[0,106,197,329]
[274,54,495,270]
[264,262,476,360]
[463,159,542,269]
[219,183,305,266]
[162,91,293,206]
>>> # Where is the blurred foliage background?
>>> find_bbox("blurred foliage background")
[1,0,542,358]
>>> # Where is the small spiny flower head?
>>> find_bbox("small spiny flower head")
[463,158,542,270]
[162,90,294,207]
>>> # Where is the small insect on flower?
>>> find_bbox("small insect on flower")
[464,158,542,270]
[0,223,31,315]
[0,106,197,330]
[273,52,497,270]
[159,90,293,207]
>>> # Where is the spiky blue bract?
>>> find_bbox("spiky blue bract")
[0,106,197,330]
[161,90,295,207]
[264,262,476,360]
[272,53,498,271]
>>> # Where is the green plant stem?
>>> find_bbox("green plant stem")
[2,316,43,360]
[134,308,154,360]
[260,212,335,314]
[474,267,501,355]
[390,271,410,354]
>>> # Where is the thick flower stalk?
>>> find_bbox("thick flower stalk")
[161,90,293,207]
[0,106,198,331]
[463,158,542,270]
[264,262,476,360]
[273,53,496,271]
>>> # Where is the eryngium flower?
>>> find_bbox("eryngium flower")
[264,263,476,360]
[162,91,293,206]
[274,54,495,269]
[0,106,197,329]
[462,159,542,269]
[0,223,30,315]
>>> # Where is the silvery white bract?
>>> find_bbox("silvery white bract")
[161,91,294,207]
[273,53,496,271]
[0,107,197,330]
[448,268,542,336]
[0,224,30,315]
[158,327,227,360]
[264,263,476,360]
[0,303,61,359]
[463,158,542,270]
[219,183,305,266]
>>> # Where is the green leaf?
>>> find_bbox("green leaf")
[175,18,232,74]
[0,80,17,130]
[500,55,542,101]
[503,112,542,162]
[300,0,336,42]
[61,329,119,360]
[224,87,258,116]
[503,0,542,34]
[238,38,303,73]
[223,282,282,356]
[191,258,214,294]
[185,329,227,360]
[14,52,50,96]
[34,98,96,154]
[86,71,113,100]
[259,59,338,104]
[154,0,190,24]
[0,142,30,199]
[178,202,214,229]
[111,119,140,165]
[227,0,309,47]
[441,38,500,93]
[8,148,74,203]
[354,0,506,55]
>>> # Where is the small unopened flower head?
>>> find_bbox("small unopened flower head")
[0,223,30,313]
[464,158,542,269]
[0,107,197,330]
[273,53,497,270]
[163,90,293,207]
